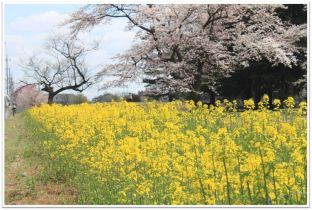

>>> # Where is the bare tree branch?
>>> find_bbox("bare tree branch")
[20,35,98,104]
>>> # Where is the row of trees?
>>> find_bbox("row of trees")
[23,4,307,104]
[54,93,88,105]
[91,92,145,102]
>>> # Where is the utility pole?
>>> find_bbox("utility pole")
[5,54,14,99]
[5,55,9,96]
[5,41,13,97]
[9,70,14,99]
[4,41,14,105]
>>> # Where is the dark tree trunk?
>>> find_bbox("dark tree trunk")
[246,79,253,99]
[268,86,273,109]
[189,92,201,104]
[208,90,216,105]
[253,79,261,104]
[48,93,55,104]
[254,88,261,105]
[168,94,174,102]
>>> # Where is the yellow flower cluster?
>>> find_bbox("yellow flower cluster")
[258,94,270,110]
[243,99,255,110]
[272,99,281,110]
[27,98,307,205]
[284,97,295,109]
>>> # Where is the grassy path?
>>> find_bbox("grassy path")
[4,113,75,205]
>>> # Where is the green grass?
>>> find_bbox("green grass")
[4,113,76,205]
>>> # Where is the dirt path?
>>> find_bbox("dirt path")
[5,113,75,205]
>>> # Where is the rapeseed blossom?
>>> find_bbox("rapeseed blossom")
[27,96,307,205]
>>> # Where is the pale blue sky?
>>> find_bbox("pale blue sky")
[5,4,81,23]
[4,4,145,100]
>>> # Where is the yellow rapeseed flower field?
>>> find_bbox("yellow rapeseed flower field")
[26,97,307,205]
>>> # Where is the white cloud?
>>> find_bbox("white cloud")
[9,11,69,33]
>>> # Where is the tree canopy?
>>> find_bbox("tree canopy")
[64,4,307,103]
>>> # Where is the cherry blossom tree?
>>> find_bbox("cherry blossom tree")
[13,84,48,112]
[64,4,306,103]
[219,4,307,104]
